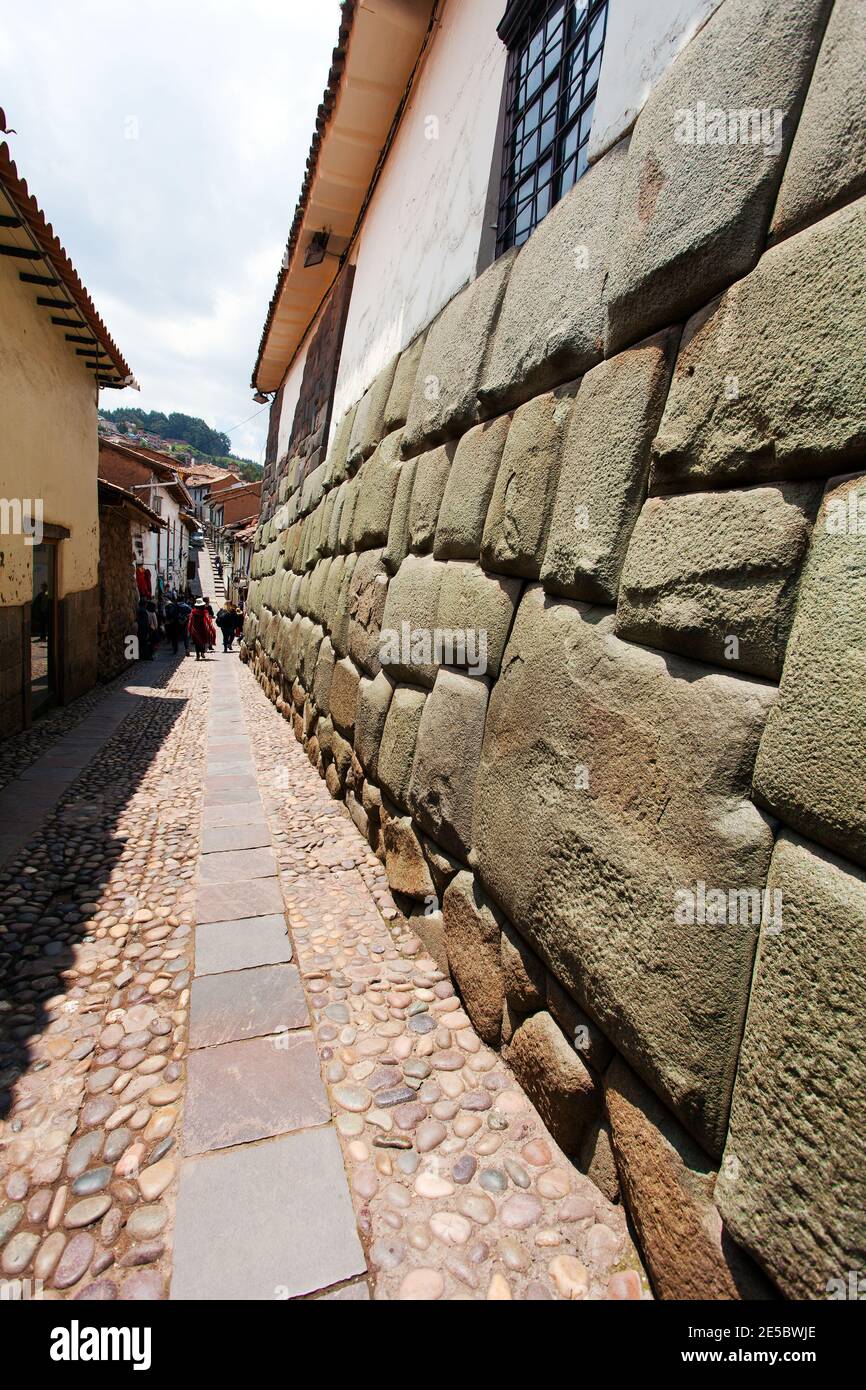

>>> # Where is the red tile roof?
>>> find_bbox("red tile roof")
[0,126,133,387]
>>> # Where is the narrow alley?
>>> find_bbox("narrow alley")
[0,644,645,1301]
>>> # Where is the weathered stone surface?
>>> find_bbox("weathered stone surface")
[352,431,403,549]
[383,456,417,576]
[434,414,511,562]
[615,482,821,679]
[402,251,516,455]
[312,635,336,712]
[383,812,435,901]
[604,0,833,354]
[500,920,545,1014]
[354,670,395,780]
[434,561,520,681]
[328,657,361,738]
[753,472,866,867]
[347,547,389,676]
[541,331,677,604]
[716,832,866,1299]
[474,585,776,1154]
[378,553,446,686]
[771,0,866,241]
[651,198,866,492]
[348,356,399,469]
[330,554,357,657]
[579,1119,620,1205]
[421,836,461,901]
[442,871,504,1046]
[408,444,455,553]
[408,908,448,975]
[546,975,612,1076]
[384,329,428,430]
[504,1011,598,1157]
[606,1057,771,1300]
[408,668,489,860]
[326,403,357,487]
[377,686,428,809]
[481,139,629,412]
[481,384,577,579]
[337,476,359,553]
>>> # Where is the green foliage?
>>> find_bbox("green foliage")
[100,408,262,478]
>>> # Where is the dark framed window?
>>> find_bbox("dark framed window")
[496,0,609,254]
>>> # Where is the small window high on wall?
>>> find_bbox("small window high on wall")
[496,0,609,254]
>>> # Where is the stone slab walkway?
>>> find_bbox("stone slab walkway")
[0,647,649,1301]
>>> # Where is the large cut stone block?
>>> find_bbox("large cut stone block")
[347,547,389,676]
[604,0,833,354]
[474,584,776,1154]
[326,403,357,487]
[377,685,427,810]
[500,920,545,1014]
[312,635,336,712]
[383,457,417,576]
[384,330,428,431]
[504,1011,598,1158]
[481,384,577,579]
[330,553,358,657]
[434,414,510,562]
[435,561,521,680]
[408,667,489,860]
[753,471,866,867]
[541,330,677,604]
[378,553,446,686]
[328,657,361,738]
[402,251,516,456]
[354,670,395,780]
[481,138,629,413]
[383,809,435,901]
[606,1057,772,1300]
[770,0,866,242]
[651,198,866,492]
[347,356,399,469]
[716,832,866,1300]
[442,871,504,1046]
[352,430,403,549]
[616,482,822,679]
[408,444,455,553]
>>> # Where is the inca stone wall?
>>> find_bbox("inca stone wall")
[242,0,865,1300]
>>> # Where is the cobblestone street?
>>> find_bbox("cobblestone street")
[0,649,647,1301]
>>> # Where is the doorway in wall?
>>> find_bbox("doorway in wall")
[30,541,58,716]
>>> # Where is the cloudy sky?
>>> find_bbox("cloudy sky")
[0,0,342,462]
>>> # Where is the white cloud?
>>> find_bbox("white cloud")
[0,0,342,461]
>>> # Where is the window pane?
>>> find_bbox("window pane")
[498,0,609,252]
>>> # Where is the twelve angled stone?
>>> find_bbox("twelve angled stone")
[474,584,776,1155]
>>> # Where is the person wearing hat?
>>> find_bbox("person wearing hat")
[188,598,216,661]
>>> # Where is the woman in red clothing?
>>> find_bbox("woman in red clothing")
[187,598,215,661]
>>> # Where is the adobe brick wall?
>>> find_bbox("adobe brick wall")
[97,505,137,682]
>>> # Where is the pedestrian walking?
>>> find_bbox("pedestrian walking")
[203,597,216,651]
[175,596,192,654]
[188,598,215,661]
[136,597,154,661]
[216,601,237,652]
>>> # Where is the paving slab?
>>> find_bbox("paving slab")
[196,875,284,923]
[201,804,269,830]
[201,822,272,854]
[170,1127,366,1300]
[203,785,263,807]
[197,847,277,885]
[183,1031,329,1154]
[188,963,308,1047]
[194,913,293,976]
